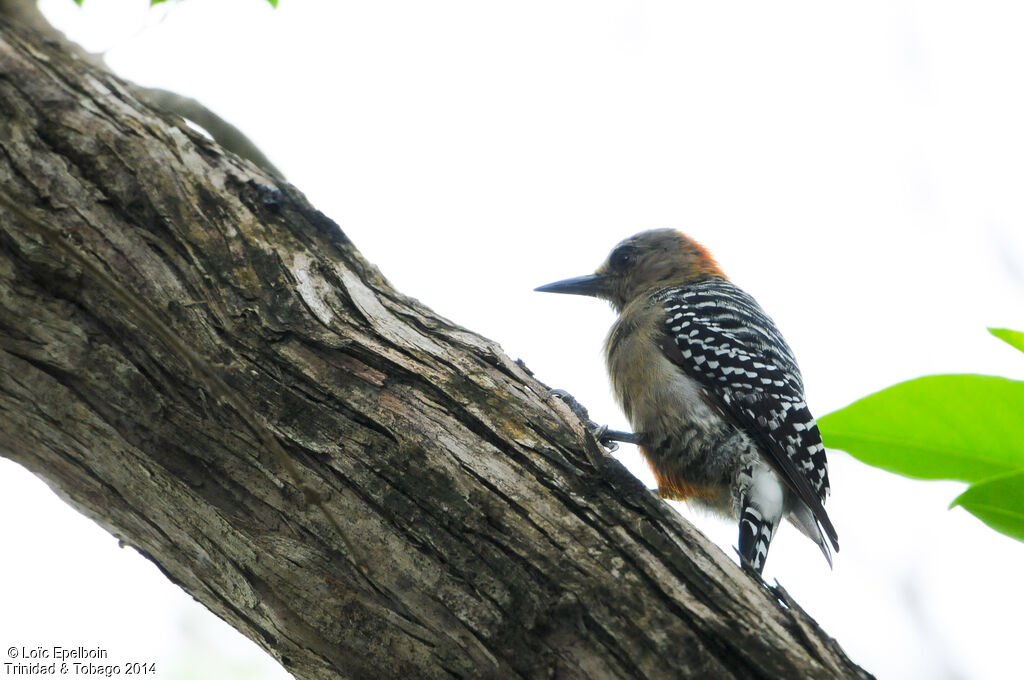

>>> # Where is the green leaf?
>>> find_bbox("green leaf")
[267,0,279,7]
[818,374,1024,482]
[952,470,1024,542]
[150,0,168,6]
[73,0,83,6]
[990,327,1024,354]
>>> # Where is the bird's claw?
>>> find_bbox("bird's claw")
[548,388,591,422]
[549,389,630,452]
[590,425,619,452]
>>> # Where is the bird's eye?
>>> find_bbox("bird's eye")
[610,245,635,270]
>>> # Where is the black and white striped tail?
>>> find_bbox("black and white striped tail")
[738,505,775,575]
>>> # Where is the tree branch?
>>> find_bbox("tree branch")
[0,18,870,680]
[0,0,284,177]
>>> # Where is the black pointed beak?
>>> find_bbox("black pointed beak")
[534,274,609,298]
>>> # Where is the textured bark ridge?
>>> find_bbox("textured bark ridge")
[0,19,871,680]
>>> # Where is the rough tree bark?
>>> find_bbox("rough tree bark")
[0,18,871,680]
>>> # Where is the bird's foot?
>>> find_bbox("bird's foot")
[548,389,591,422]
[548,389,639,452]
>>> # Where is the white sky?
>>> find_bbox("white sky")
[2,1,1022,678]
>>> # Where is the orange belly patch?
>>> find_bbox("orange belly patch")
[651,467,714,502]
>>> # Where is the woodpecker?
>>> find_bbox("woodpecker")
[536,229,837,574]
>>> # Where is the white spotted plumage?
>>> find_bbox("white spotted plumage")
[652,278,837,569]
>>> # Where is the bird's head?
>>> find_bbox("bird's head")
[535,229,724,311]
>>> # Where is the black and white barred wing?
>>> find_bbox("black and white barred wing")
[654,279,838,550]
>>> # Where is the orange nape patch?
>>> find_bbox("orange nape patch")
[650,467,714,502]
[687,239,725,279]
